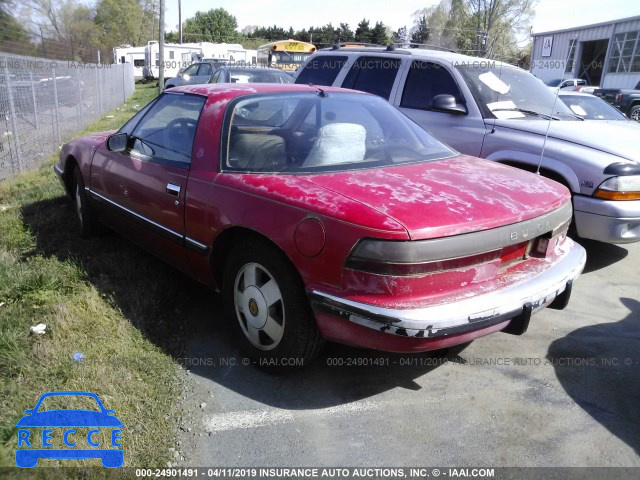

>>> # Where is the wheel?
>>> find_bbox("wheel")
[223,239,324,366]
[629,105,640,122]
[73,166,100,238]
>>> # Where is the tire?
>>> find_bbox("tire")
[222,238,324,367]
[73,166,99,238]
[629,105,640,122]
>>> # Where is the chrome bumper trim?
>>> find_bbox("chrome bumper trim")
[310,242,586,339]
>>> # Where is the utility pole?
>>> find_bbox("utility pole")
[178,0,183,44]
[158,0,165,93]
[39,26,47,58]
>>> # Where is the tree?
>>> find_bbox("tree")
[354,19,371,43]
[393,26,409,45]
[0,0,33,54]
[464,0,536,57]
[95,0,144,50]
[182,8,239,43]
[337,23,354,42]
[410,15,430,45]
[370,21,389,46]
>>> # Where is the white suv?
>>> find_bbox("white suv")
[294,46,640,244]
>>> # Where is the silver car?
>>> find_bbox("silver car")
[294,47,640,244]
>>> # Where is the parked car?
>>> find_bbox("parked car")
[164,60,228,88]
[54,84,585,364]
[594,81,640,122]
[294,46,640,244]
[571,85,599,94]
[558,91,630,121]
[545,78,588,91]
[208,66,292,84]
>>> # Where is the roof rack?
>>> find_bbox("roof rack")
[330,42,386,49]
[391,43,456,53]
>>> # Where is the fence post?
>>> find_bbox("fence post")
[51,67,61,144]
[76,67,84,129]
[29,72,38,129]
[2,61,23,172]
[95,66,102,116]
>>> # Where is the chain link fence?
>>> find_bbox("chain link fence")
[0,52,135,182]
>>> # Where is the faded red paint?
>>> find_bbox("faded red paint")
[55,83,576,353]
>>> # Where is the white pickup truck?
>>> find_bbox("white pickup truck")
[294,46,640,244]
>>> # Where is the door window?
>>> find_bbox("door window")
[341,56,401,100]
[400,61,464,110]
[197,63,213,76]
[182,64,200,76]
[295,55,348,86]
[130,93,206,165]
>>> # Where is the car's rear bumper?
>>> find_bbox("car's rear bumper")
[309,242,586,353]
[574,196,640,243]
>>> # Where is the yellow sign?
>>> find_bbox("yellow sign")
[283,42,306,51]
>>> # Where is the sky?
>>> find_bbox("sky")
[163,0,640,36]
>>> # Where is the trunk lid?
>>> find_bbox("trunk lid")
[300,155,569,240]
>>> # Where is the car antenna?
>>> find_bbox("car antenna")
[308,83,327,97]
[536,35,576,175]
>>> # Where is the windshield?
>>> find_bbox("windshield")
[559,94,628,120]
[224,92,456,174]
[545,79,562,87]
[458,66,578,120]
[37,395,101,412]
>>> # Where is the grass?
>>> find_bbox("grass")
[0,83,199,472]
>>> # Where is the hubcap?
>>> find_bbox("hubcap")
[75,182,83,225]
[234,262,285,350]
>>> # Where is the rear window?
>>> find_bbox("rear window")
[295,55,347,86]
[222,92,455,174]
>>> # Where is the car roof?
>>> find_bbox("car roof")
[220,66,289,74]
[170,83,362,98]
[314,46,514,69]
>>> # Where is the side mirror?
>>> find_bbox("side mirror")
[107,133,128,152]
[431,94,467,115]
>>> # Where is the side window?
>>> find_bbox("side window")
[400,61,463,110]
[341,56,401,100]
[129,93,206,165]
[198,63,213,76]
[295,55,347,86]
[210,70,221,83]
[183,64,199,76]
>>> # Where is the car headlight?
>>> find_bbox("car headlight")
[593,175,640,200]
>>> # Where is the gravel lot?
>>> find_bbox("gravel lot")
[174,239,639,468]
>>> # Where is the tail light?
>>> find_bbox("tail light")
[615,93,623,103]
[347,239,533,276]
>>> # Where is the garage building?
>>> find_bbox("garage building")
[530,15,640,88]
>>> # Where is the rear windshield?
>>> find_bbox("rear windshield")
[223,91,455,174]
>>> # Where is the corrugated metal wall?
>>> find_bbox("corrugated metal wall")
[530,17,640,88]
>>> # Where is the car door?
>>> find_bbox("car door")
[188,63,213,84]
[179,63,200,85]
[89,92,207,272]
[394,60,487,156]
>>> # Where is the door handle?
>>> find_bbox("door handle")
[166,183,181,196]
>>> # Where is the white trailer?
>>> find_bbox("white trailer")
[113,46,146,80]
[184,42,250,64]
[143,41,202,80]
